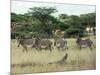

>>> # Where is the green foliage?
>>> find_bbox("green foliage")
[59,14,69,19]
[60,15,85,37]
[80,12,96,27]
[11,7,59,38]
[64,27,84,37]
[28,7,58,35]
[11,7,95,39]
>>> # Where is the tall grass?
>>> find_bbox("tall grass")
[11,37,96,74]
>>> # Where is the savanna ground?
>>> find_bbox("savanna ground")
[11,36,96,74]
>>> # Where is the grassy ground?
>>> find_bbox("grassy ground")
[11,36,96,74]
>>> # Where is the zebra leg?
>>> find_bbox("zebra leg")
[65,41,68,50]
[25,47,27,52]
[54,41,56,46]
[36,45,41,51]
[57,47,60,51]
[39,46,42,51]
[22,45,27,52]
[17,44,20,47]
[67,46,68,50]
[49,46,52,52]
[49,48,52,52]
[89,45,92,50]
[79,45,82,50]
[92,43,95,48]
[45,47,47,51]
[65,45,68,50]
[37,45,42,51]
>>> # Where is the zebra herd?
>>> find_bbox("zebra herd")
[16,36,94,52]
[16,37,68,52]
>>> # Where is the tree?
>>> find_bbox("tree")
[11,7,95,39]
[80,12,96,34]
[11,7,62,38]
[59,14,85,37]
[59,14,69,19]
[27,7,58,35]
[11,13,34,38]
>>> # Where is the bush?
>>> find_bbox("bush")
[64,27,84,38]
[33,32,50,38]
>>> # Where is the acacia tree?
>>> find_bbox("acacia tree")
[28,7,58,35]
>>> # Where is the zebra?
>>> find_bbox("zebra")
[16,38,38,52]
[54,38,68,51]
[76,36,93,50]
[35,38,53,51]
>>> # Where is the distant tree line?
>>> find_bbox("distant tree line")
[11,7,96,39]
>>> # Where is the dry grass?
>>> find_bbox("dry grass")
[11,37,96,74]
